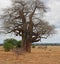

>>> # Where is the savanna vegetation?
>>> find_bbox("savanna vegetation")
[3,38,22,51]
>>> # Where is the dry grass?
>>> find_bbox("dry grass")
[0,46,60,64]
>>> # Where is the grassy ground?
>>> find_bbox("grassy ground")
[0,46,60,64]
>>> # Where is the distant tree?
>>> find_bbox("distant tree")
[32,44,35,48]
[1,0,55,52]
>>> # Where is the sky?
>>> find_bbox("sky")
[0,0,60,43]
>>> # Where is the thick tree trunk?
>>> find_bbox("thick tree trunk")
[21,38,31,52]
[21,16,33,53]
[21,32,31,53]
[26,41,31,53]
[21,33,26,52]
[21,32,32,53]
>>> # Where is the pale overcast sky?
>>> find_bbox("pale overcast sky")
[0,0,60,43]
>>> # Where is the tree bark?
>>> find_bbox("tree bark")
[21,33,27,52]
[21,14,32,53]
[21,35,31,53]
[26,40,31,53]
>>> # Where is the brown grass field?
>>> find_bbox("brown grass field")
[0,46,60,64]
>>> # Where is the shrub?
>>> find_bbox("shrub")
[3,38,17,51]
[16,40,22,48]
[3,41,13,51]
[3,38,22,51]
[8,38,17,46]
[32,44,35,48]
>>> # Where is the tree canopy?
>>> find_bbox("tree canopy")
[0,0,55,52]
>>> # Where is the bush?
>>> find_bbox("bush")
[3,38,17,51]
[32,44,35,48]
[3,41,13,51]
[16,40,22,48]
[3,38,22,51]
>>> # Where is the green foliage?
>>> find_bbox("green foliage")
[32,44,35,48]
[3,38,17,51]
[3,40,13,51]
[8,38,17,45]
[16,40,22,48]
[3,38,22,51]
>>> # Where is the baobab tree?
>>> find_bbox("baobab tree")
[0,0,55,52]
